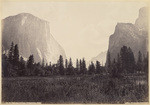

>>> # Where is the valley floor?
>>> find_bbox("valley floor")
[2,74,148,103]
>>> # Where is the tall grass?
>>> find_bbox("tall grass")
[2,74,148,103]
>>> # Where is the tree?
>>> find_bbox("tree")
[19,56,26,76]
[8,42,14,63]
[49,62,52,68]
[120,46,135,74]
[76,59,79,74]
[106,50,111,74]
[2,54,9,77]
[143,52,148,74]
[20,57,25,69]
[67,58,74,75]
[116,53,122,74]
[58,55,64,75]
[127,47,135,73]
[111,58,119,78]
[42,58,45,68]
[120,46,128,73]
[137,51,143,73]
[13,44,19,67]
[88,62,95,75]
[65,59,68,69]
[80,58,86,74]
[79,59,82,74]
[137,51,142,63]
[96,61,101,74]
[27,55,34,69]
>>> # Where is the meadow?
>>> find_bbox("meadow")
[2,74,148,103]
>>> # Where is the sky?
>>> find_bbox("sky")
[2,1,147,63]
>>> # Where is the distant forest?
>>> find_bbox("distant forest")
[2,42,148,77]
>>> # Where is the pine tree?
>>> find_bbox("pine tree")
[138,51,142,63]
[19,56,26,76]
[65,59,68,69]
[45,63,48,67]
[96,61,101,74]
[116,53,121,73]
[120,46,135,74]
[106,50,111,74]
[20,56,25,69]
[111,58,118,78]
[58,55,64,75]
[49,62,52,68]
[127,47,135,73]
[27,55,34,69]
[120,46,128,74]
[143,52,148,74]
[2,54,8,77]
[42,58,45,68]
[79,59,82,74]
[8,42,14,64]
[76,59,79,74]
[137,51,143,73]
[67,58,74,75]
[13,44,19,67]
[81,58,86,74]
[88,62,95,75]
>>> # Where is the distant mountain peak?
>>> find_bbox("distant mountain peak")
[89,51,107,65]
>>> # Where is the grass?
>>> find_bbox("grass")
[2,74,148,103]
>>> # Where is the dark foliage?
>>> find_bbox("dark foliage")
[2,43,148,78]
[2,43,149,103]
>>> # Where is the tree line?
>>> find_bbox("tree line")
[106,46,148,78]
[2,42,148,77]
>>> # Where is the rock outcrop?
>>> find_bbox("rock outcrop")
[2,13,66,63]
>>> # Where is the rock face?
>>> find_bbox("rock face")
[135,7,148,32]
[107,7,148,63]
[2,13,66,63]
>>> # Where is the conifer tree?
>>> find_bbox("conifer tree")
[79,59,82,73]
[27,55,34,69]
[88,62,95,75]
[76,59,79,74]
[20,56,25,69]
[137,51,143,73]
[49,62,52,68]
[116,53,121,73]
[19,56,26,76]
[120,46,135,74]
[81,58,86,74]
[127,47,135,73]
[13,44,19,67]
[96,61,101,74]
[42,58,45,68]
[58,55,64,75]
[143,52,148,73]
[68,58,74,75]
[120,46,128,73]
[111,58,118,78]
[65,59,68,69]
[8,42,14,63]
[106,50,111,74]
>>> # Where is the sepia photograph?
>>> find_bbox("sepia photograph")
[1,0,149,104]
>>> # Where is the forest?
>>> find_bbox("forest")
[2,42,149,103]
[2,42,148,77]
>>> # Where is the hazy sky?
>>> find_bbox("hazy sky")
[2,1,146,63]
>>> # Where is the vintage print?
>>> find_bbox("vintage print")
[1,1,149,104]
